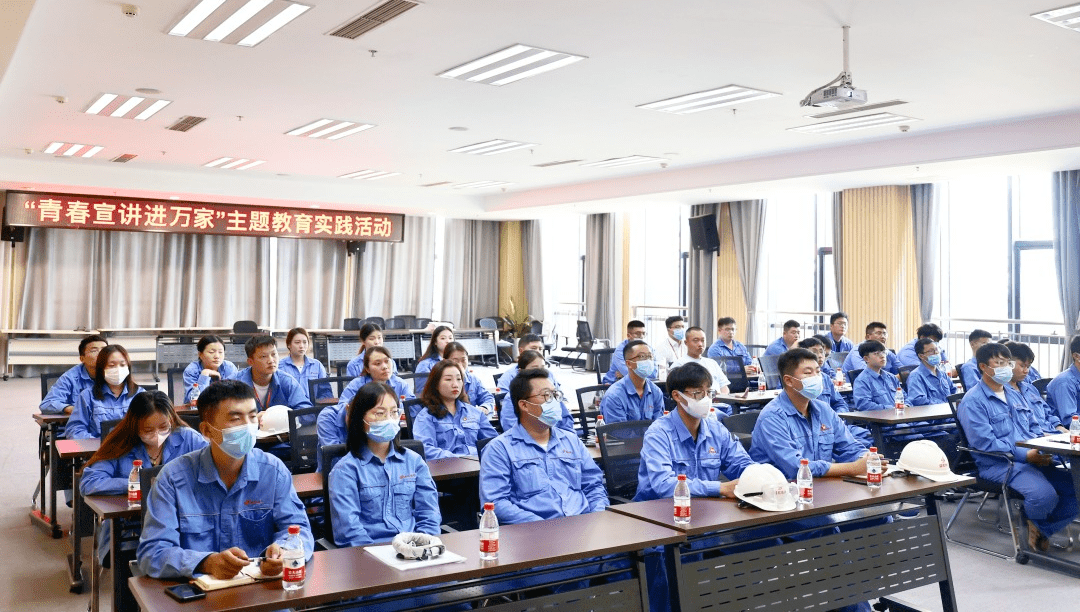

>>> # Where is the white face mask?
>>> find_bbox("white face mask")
[104,365,129,386]
[678,391,712,419]
[140,429,170,449]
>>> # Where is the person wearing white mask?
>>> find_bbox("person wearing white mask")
[599,340,666,424]
[653,315,688,369]
[479,368,607,525]
[66,344,145,439]
[137,380,313,579]
[81,391,207,564]
[672,327,730,395]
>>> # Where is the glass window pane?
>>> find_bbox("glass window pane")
[1016,173,1054,241]
[946,177,1009,322]
[1018,248,1063,335]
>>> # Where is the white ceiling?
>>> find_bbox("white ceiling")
[1,0,1079,219]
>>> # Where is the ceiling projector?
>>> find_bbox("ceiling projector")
[800,26,868,109]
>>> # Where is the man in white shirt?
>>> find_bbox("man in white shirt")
[672,327,730,394]
[654,316,688,369]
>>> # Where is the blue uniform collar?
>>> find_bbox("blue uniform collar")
[507,423,568,453]
[359,443,404,466]
[194,445,258,490]
[772,389,826,421]
[614,374,658,398]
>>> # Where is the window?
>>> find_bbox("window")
[627,204,687,339]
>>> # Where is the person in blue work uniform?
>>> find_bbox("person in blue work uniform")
[852,340,904,411]
[603,319,648,384]
[797,338,876,448]
[762,320,801,357]
[443,341,495,413]
[707,317,758,377]
[599,340,665,424]
[413,325,455,392]
[137,380,313,579]
[842,322,901,375]
[231,335,311,414]
[905,338,957,406]
[957,342,1078,552]
[896,323,948,367]
[67,345,145,439]
[413,360,498,459]
[826,312,854,353]
[958,329,993,391]
[81,391,207,565]
[750,348,875,480]
[277,327,331,402]
[1046,334,1080,426]
[479,368,607,525]
[182,335,239,405]
[40,334,107,414]
[499,350,575,432]
[811,333,840,380]
[345,323,399,378]
[494,333,546,393]
[328,381,440,547]
[1005,342,1067,435]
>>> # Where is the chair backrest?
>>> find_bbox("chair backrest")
[721,409,761,435]
[848,368,864,384]
[319,443,349,545]
[476,435,497,462]
[828,351,848,370]
[957,362,974,392]
[575,384,609,440]
[394,315,417,329]
[141,382,160,392]
[415,318,432,329]
[166,367,185,405]
[596,419,651,501]
[335,361,350,378]
[745,344,768,358]
[899,365,918,392]
[287,405,326,474]
[309,376,352,402]
[1032,377,1052,397]
[232,320,259,334]
[178,413,201,430]
[490,372,504,390]
[343,318,361,331]
[575,320,594,344]
[399,439,426,460]
[758,355,781,390]
[478,317,498,330]
[715,356,749,393]
[529,320,544,336]
[384,317,407,330]
[363,317,385,327]
[40,371,65,401]
[402,398,424,439]
[945,392,976,475]
[397,371,419,396]
[139,463,166,523]
[101,418,122,440]
[593,347,615,385]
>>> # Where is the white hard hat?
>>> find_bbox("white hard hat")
[260,405,290,435]
[891,440,963,483]
[733,463,798,512]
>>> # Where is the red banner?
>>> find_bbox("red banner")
[3,192,404,242]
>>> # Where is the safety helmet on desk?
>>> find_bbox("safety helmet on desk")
[259,405,291,435]
[890,440,963,483]
[733,463,798,511]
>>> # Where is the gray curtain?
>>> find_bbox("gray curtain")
[520,220,545,320]
[585,212,623,342]
[728,200,767,346]
[359,215,436,320]
[911,184,940,323]
[1052,170,1080,365]
[273,238,351,329]
[441,219,499,327]
[832,191,843,309]
[688,203,718,330]
[18,227,270,329]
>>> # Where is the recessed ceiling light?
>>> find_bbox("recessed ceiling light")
[168,0,311,47]
[338,170,400,180]
[788,112,920,134]
[286,118,376,140]
[449,139,536,155]
[581,155,667,168]
[1032,3,1080,31]
[534,159,583,167]
[804,100,907,119]
[638,85,780,114]
[43,142,105,157]
[204,156,265,169]
[453,181,512,189]
[439,44,586,86]
[85,93,172,120]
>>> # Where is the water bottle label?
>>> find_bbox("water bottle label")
[674,503,691,518]
[283,560,305,582]
[867,470,882,484]
[1071,434,1080,446]
[799,486,812,500]
[480,537,499,553]
[128,482,140,503]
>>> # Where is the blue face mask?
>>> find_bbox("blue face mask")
[367,419,401,443]
[991,365,1013,385]
[794,375,824,400]
[672,328,686,341]
[634,359,656,379]
[925,354,941,367]
[530,398,563,428]
[210,423,257,459]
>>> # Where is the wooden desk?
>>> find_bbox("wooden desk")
[838,403,955,454]
[129,510,683,612]
[608,476,971,612]
[31,412,69,539]
[1017,433,1080,576]
[714,389,780,414]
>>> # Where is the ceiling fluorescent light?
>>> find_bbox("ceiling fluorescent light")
[44,142,63,154]
[110,96,145,117]
[439,44,586,86]
[340,170,399,180]
[453,181,512,189]
[204,0,272,42]
[638,85,779,114]
[220,158,251,169]
[86,93,173,120]
[204,157,232,167]
[307,122,354,138]
[43,142,106,157]
[326,124,375,139]
[238,2,310,46]
[81,146,104,158]
[63,145,84,156]
[287,119,375,140]
[134,99,172,120]
[85,93,118,115]
[581,155,667,168]
[287,119,333,136]
[789,112,920,134]
[1032,3,1080,30]
[235,160,265,170]
[170,0,228,36]
[449,139,536,155]
[805,99,907,119]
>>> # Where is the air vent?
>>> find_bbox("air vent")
[534,159,583,168]
[111,154,138,163]
[329,0,418,39]
[420,181,451,187]
[805,100,907,119]
[168,116,207,132]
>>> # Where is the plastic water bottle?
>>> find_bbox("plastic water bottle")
[479,502,499,560]
[707,407,718,421]
[797,458,813,504]
[673,474,691,524]
[281,524,306,591]
[834,369,844,389]
[866,447,882,490]
[127,460,142,509]
[1070,415,1080,450]
[757,371,767,392]
[189,383,200,409]
[894,387,906,416]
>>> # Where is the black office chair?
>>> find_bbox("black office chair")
[1032,377,1052,398]
[899,365,918,392]
[309,376,352,403]
[40,371,65,400]
[316,443,349,550]
[165,367,186,405]
[847,368,864,384]
[479,318,514,365]
[592,347,615,385]
[415,318,433,329]
[138,464,165,523]
[476,436,497,462]
[394,315,418,329]
[575,384,609,441]
[178,413,201,430]
[759,355,781,390]
[595,420,651,504]
[957,363,974,392]
[402,398,424,440]
[334,362,351,378]
[343,318,361,331]
[398,372,420,396]
[100,418,122,440]
[529,320,553,357]
[231,320,260,343]
[287,406,325,474]
[746,344,769,357]
[716,356,750,393]
[560,320,600,372]
[399,439,426,460]
[384,317,407,330]
[363,317,385,327]
[721,410,761,452]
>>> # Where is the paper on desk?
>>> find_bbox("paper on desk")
[364,545,467,570]
[192,563,275,591]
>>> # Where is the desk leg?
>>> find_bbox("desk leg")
[925,493,959,612]
[48,426,62,538]
[68,460,85,593]
[90,516,101,612]
[665,543,684,612]
[29,424,62,537]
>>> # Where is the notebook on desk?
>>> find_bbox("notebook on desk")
[192,563,276,591]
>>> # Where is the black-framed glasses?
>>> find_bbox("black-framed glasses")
[681,389,718,401]
[527,390,565,403]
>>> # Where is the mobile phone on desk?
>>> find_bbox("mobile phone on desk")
[165,584,206,602]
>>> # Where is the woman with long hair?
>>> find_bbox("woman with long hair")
[278,327,331,401]
[327,382,440,547]
[345,323,398,378]
[81,391,207,563]
[66,345,145,439]
[441,341,494,413]
[182,335,238,403]
[413,325,454,391]
[413,360,497,459]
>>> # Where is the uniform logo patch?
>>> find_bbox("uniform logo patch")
[244,499,263,506]
[708,447,716,454]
